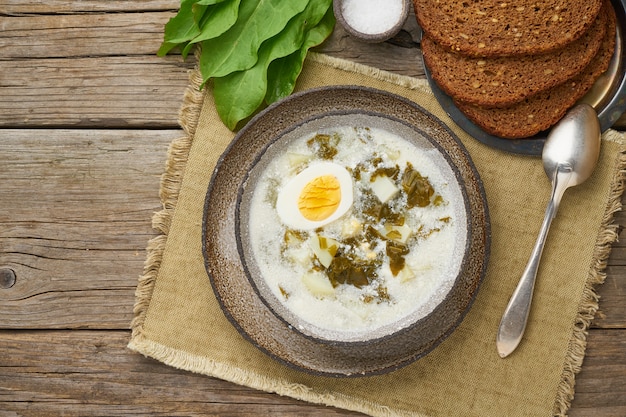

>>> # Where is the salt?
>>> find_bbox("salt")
[341,0,404,35]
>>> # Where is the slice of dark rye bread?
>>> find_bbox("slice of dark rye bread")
[414,0,604,57]
[454,5,616,139]
[422,5,607,108]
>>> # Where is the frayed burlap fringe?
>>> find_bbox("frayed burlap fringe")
[128,52,626,417]
[129,332,416,417]
[129,66,206,340]
[553,133,625,417]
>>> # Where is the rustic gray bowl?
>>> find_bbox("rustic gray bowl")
[202,86,490,377]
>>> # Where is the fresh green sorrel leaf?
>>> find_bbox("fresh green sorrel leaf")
[265,4,334,104]
[157,0,201,56]
[181,0,241,58]
[199,0,309,79]
[192,3,208,25]
[196,0,229,4]
[158,0,336,131]
[213,0,331,129]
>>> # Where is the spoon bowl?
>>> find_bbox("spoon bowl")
[542,104,602,187]
[496,104,601,358]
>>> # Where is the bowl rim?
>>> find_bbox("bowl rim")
[235,109,475,346]
[202,85,491,376]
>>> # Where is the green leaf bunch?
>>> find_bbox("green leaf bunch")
[158,0,335,130]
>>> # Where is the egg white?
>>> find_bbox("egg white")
[276,161,353,230]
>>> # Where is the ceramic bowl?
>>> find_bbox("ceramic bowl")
[202,86,490,376]
[333,0,411,43]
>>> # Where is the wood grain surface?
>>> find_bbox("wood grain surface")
[1,2,624,416]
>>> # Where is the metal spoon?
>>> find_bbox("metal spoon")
[496,104,601,358]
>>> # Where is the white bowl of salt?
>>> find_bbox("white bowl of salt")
[333,0,410,43]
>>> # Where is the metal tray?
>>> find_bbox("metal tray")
[423,0,626,156]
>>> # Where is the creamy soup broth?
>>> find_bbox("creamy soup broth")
[245,124,467,338]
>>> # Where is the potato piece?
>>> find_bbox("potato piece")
[286,246,312,266]
[308,235,339,268]
[341,217,362,238]
[381,145,401,160]
[287,152,311,168]
[370,175,399,203]
[384,223,413,244]
[302,271,335,297]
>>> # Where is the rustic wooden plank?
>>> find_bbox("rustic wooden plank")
[0,56,193,128]
[0,13,422,129]
[591,207,626,328]
[0,12,171,58]
[569,329,626,416]
[594,264,626,329]
[0,329,622,416]
[0,10,422,68]
[591,203,626,328]
[0,11,422,70]
[0,129,178,329]
[1,0,178,14]
[316,12,425,78]
[0,10,193,128]
[0,330,363,417]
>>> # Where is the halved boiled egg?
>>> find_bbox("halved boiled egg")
[276,161,353,230]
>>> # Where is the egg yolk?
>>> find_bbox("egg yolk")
[298,175,341,221]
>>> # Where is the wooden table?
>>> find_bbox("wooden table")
[1,2,624,415]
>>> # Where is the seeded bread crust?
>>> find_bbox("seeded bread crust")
[455,6,616,139]
[414,0,604,57]
[422,6,607,108]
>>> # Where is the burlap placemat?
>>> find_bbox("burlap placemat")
[129,53,625,417]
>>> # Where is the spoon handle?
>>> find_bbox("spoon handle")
[496,168,570,358]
